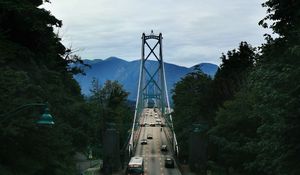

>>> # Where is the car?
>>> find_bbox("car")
[147,134,153,139]
[150,123,155,127]
[140,122,147,127]
[141,139,147,145]
[161,144,168,152]
[165,157,175,168]
[161,123,165,127]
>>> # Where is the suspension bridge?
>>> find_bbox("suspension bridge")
[127,31,181,175]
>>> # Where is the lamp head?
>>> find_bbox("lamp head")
[37,107,54,125]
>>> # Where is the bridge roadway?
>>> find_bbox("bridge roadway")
[134,108,181,175]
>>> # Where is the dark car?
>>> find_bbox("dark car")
[161,144,168,152]
[165,157,175,168]
[150,123,155,127]
[141,139,147,145]
[147,134,153,139]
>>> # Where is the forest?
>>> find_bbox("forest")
[172,0,300,174]
[0,1,132,174]
[0,0,299,175]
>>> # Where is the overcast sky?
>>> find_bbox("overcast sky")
[43,0,270,67]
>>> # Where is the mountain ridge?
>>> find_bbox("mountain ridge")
[74,57,219,100]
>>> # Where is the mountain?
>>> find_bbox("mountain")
[74,57,218,100]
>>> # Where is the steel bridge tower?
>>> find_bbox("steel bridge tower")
[137,30,170,116]
[129,31,178,156]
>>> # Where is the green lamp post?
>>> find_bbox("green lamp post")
[0,102,55,125]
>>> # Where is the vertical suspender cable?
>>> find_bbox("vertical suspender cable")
[160,33,179,155]
[129,33,145,156]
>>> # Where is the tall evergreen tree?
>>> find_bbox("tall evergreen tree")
[212,41,256,106]
[88,79,132,157]
[207,42,257,174]
[0,1,92,174]
[251,0,300,173]
[172,69,213,160]
[209,0,300,174]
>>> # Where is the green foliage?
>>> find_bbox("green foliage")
[0,0,93,174]
[172,69,213,159]
[210,57,300,175]
[172,13,298,173]
[212,41,257,105]
[259,0,300,39]
[208,0,300,174]
[87,79,133,157]
[171,41,256,173]
[209,84,260,174]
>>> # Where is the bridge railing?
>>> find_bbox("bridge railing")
[163,112,179,156]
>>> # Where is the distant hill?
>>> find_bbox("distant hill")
[74,57,218,100]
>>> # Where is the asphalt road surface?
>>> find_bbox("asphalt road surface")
[135,108,181,175]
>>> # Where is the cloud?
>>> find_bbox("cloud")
[42,0,270,67]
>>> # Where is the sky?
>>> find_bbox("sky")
[43,0,271,67]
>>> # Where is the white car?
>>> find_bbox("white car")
[161,144,168,151]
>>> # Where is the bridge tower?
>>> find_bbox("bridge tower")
[129,31,178,156]
[137,30,170,116]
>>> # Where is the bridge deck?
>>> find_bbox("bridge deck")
[134,108,181,175]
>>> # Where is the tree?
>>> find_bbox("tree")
[87,79,133,157]
[212,41,257,106]
[0,1,92,174]
[204,42,257,174]
[172,69,213,161]
[247,0,300,173]
[208,0,300,174]
[209,83,260,174]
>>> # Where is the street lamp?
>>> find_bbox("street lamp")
[0,102,55,125]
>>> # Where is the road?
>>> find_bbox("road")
[134,108,181,175]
